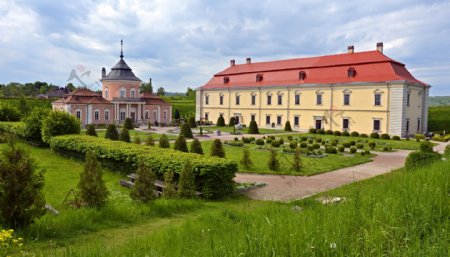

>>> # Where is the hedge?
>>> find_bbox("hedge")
[50,135,237,199]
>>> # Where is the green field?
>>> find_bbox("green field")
[429,95,450,106]
[428,106,450,133]
[0,97,53,109]
[201,125,289,135]
[161,95,195,118]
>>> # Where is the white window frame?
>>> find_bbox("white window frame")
[130,88,136,98]
[163,110,167,120]
[75,109,82,120]
[120,87,126,98]
[104,109,110,121]
[105,88,109,99]
[373,119,381,132]
[94,109,100,121]
[294,116,300,127]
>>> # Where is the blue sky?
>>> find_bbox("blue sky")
[1,0,449,95]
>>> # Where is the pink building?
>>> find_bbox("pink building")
[53,42,172,126]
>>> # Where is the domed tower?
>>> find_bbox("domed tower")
[101,40,144,123]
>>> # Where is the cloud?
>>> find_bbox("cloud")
[0,0,449,95]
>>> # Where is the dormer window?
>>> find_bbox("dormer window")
[223,77,230,84]
[256,74,263,82]
[299,71,306,80]
[347,67,356,78]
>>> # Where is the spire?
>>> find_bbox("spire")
[120,39,124,59]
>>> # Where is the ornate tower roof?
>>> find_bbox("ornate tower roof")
[101,40,142,82]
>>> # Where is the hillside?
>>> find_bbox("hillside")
[429,96,450,106]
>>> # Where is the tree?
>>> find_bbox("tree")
[133,136,141,144]
[248,120,259,134]
[174,109,180,120]
[124,117,134,130]
[145,134,155,146]
[140,78,153,94]
[86,124,97,137]
[217,115,225,126]
[18,96,29,116]
[291,147,302,172]
[159,134,170,148]
[120,128,131,142]
[174,135,189,152]
[268,148,280,171]
[186,87,195,97]
[284,121,293,132]
[66,83,76,92]
[178,161,196,198]
[162,170,177,198]
[41,110,81,143]
[210,139,225,158]
[130,161,156,203]
[156,87,166,96]
[0,135,45,228]
[229,117,236,126]
[105,124,119,141]
[22,108,50,145]
[180,122,193,138]
[78,151,109,207]
[188,116,196,128]
[240,147,253,169]
[190,138,204,155]
[0,105,21,122]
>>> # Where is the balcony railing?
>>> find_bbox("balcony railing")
[112,97,145,103]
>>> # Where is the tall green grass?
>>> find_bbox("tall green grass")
[57,160,449,257]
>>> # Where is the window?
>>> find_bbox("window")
[277,95,282,105]
[163,111,167,120]
[299,71,306,80]
[104,110,110,121]
[251,114,256,121]
[343,118,349,130]
[347,67,356,78]
[131,89,135,98]
[205,112,209,121]
[219,95,224,105]
[256,74,263,82]
[145,111,149,120]
[417,118,421,133]
[235,95,240,105]
[120,88,126,98]
[295,94,300,105]
[251,95,256,105]
[374,93,381,106]
[267,95,272,105]
[76,110,81,120]
[223,77,230,84]
[406,119,410,132]
[153,111,157,120]
[316,94,322,105]
[407,92,411,107]
[94,110,100,121]
[105,89,109,99]
[277,116,282,125]
[373,120,381,131]
[266,115,271,125]
[205,95,209,105]
[294,116,299,126]
[120,111,126,120]
[344,94,350,105]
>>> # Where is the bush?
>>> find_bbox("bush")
[343,142,350,148]
[248,120,260,134]
[22,108,50,145]
[190,138,204,155]
[266,138,272,144]
[365,150,371,155]
[240,148,253,169]
[317,129,325,134]
[159,134,170,148]
[105,124,119,141]
[349,140,356,146]
[229,117,236,126]
[308,139,313,144]
[380,134,390,140]
[330,140,338,146]
[174,136,189,152]
[415,134,425,142]
[350,131,359,137]
[300,136,307,141]
[360,133,368,138]
[210,139,225,158]
[369,142,376,150]
[284,121,292,132]
[162,170,177,198]
[133,136,141,144]
[78,150,109,207]
[307,145,314,151]
[312,143,320,149]
[145,134,155,146]
[0,136,45,228]
[50,135,237,199]
[216,116,225,126]
[325,147,337,154]
[178,161,196,198]
[342,131,350,136]
[242,137,252,144]
[300,142,308,148]
[41,110,81,143]
[255,139,265,145]
[338,146,345,152]
[120,128,131,143]
[444,145,450,157]
[309,128,316,134]
[271,140,281,148]
[370,133,380,139]
[124,118,133,130]
[86,124,98,137]
[267,148,280,171]
[356,143,364,149]
[224,141,244,147]
[325,130,333,135]
[180,123,193,139]
[130,161,156,203]
[333,131,342,136]
[350,147,357,153]
[382,146,392,152]
[392,135,401,140]
[0,105,20,121]
[316,138,322,143]
[419,141,434,153]
[188,116,197,128]
[405,151,441,171]
[289,141,297,149]
[291,147,302,172]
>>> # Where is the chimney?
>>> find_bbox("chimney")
[347,45,354,54]
[101,67,106,78]
[376,42,383,53]
[246,57,251,64]
[230,59,235,66]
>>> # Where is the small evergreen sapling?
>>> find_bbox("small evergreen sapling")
[268,148,280,171]
[180,122,193,138]
[291,147,302,172]
[229,117,236,126]
[174,135,189,152]
[78,151,109,207]
[130,161,156,203]
[124,117,134,130]
[188,116,197,128]
[159,134,170,148]
[105,124,119,141]
[163,170,177,198]
[86,124,97,137]
[248,120,260,134]
[210,139,226,158]
[120,128,131,142]
[240,147,253,169]
[216,116,225,126]
[284,121,293,132]
[190,138,204,155]
[145,134,155,146]
[178,161,196,198]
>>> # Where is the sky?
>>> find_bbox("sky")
[0,0,449,95]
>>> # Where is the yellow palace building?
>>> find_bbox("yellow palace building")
[195,43,429,137]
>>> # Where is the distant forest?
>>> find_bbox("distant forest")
[429,96,450,106]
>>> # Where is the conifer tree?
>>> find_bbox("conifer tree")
[291,147,302,172]
[163,170,177,198]
[130,161,156,203]
[174,109,180,120]
[216,115,225,126]
[284,121,293,132]
[86,124,97,137]
[268,148,280,171]
[145,134,155,146]
[188,116,197,128]
[240,147,253,169]
[78,150,109,207]
[159,134,170,148]
[210,139,226,158]
[178,161,196,198]
[248,120,260,134]
[190,138,204,155]
[124,117,134,130]
[174,135,189,152]
[179,122,193,138]
[105,124,119,141]
[120,128,131,142]
[0,135,45,228]
[229,117,236,126]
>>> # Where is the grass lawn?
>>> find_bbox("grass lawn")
[81,129,178,141]
[201,125,290,135]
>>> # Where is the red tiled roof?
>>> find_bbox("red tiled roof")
[140,92,171,105]
[52,88,113,105]
[68,88,102,96]
[200,51,427,89]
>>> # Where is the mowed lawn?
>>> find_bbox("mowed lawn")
[201,125,289,135]
[82,129,179,141]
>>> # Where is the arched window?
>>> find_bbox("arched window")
[130,88,136,98]
[105,88,109,99]
[75,109,82,120]
[299,71,306,80]
[144,110,149,120]
[347,67,356,78]
[104,109,110,121]
[120,87,126,98]
[94,109,100,121]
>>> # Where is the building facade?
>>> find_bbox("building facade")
[53,42,172,126]
[196,43,429,137]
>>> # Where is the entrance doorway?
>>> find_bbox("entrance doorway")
[235,116,240,124]
[315,119,322,130]
[130,112,136,122]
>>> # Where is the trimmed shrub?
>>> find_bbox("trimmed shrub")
[242,137,252,144]
[405,151,441,171]
[50,135,237,199]
[317,129,325,134]
[365,150,371,155]
[300,136,308,141]
[312,143,320,149]
[356,143,364,149]
[415,134,425,142]
[333,131,342,136]
[419,141,434,153]
[42,110,81,143]
[300,142,308,148]
[349,140,356,146]
[267,148,280,171]
[86,124,98,137]
[124,118,134,130]
[325,147,337,154]
[174,136,189,152]
[180,122,193,139]
[370,133,380,139]
[325,130,333,135]
[307,145,314,151]
[350,131,359,137]
[309,128,316,134]
[178,161,196,198]
[342,131,350,137]
[308,139,313,144]
[316,138,323,143]
[284,121,292,132]
[369,142,376,150]
[289,141,297,149]
[338,146,345,152]
[350,147,357,153]
[145,134,155,146]
[380,134,390,140]
[190,138,204,155]
[271,140,281,148]
[330,140,338,146]
[210,139,225,158]
[216,116,225,126]
[105,124,119,141]
[159,134,170,148]
[392,135,401,140]
[360,133,368,138]
[343,142,351,148]
[0,105,21,121]
[382,146,392,152]
[22,108,50,145]
[255,139,265,145]
[130,161,156,203]
[120,128,131,143]
[240,148,253,169]
[78,150,109,207]
[229,117,236,126]
[248,120,260,134]
[266,138,273,144]
[188,116,197,128]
